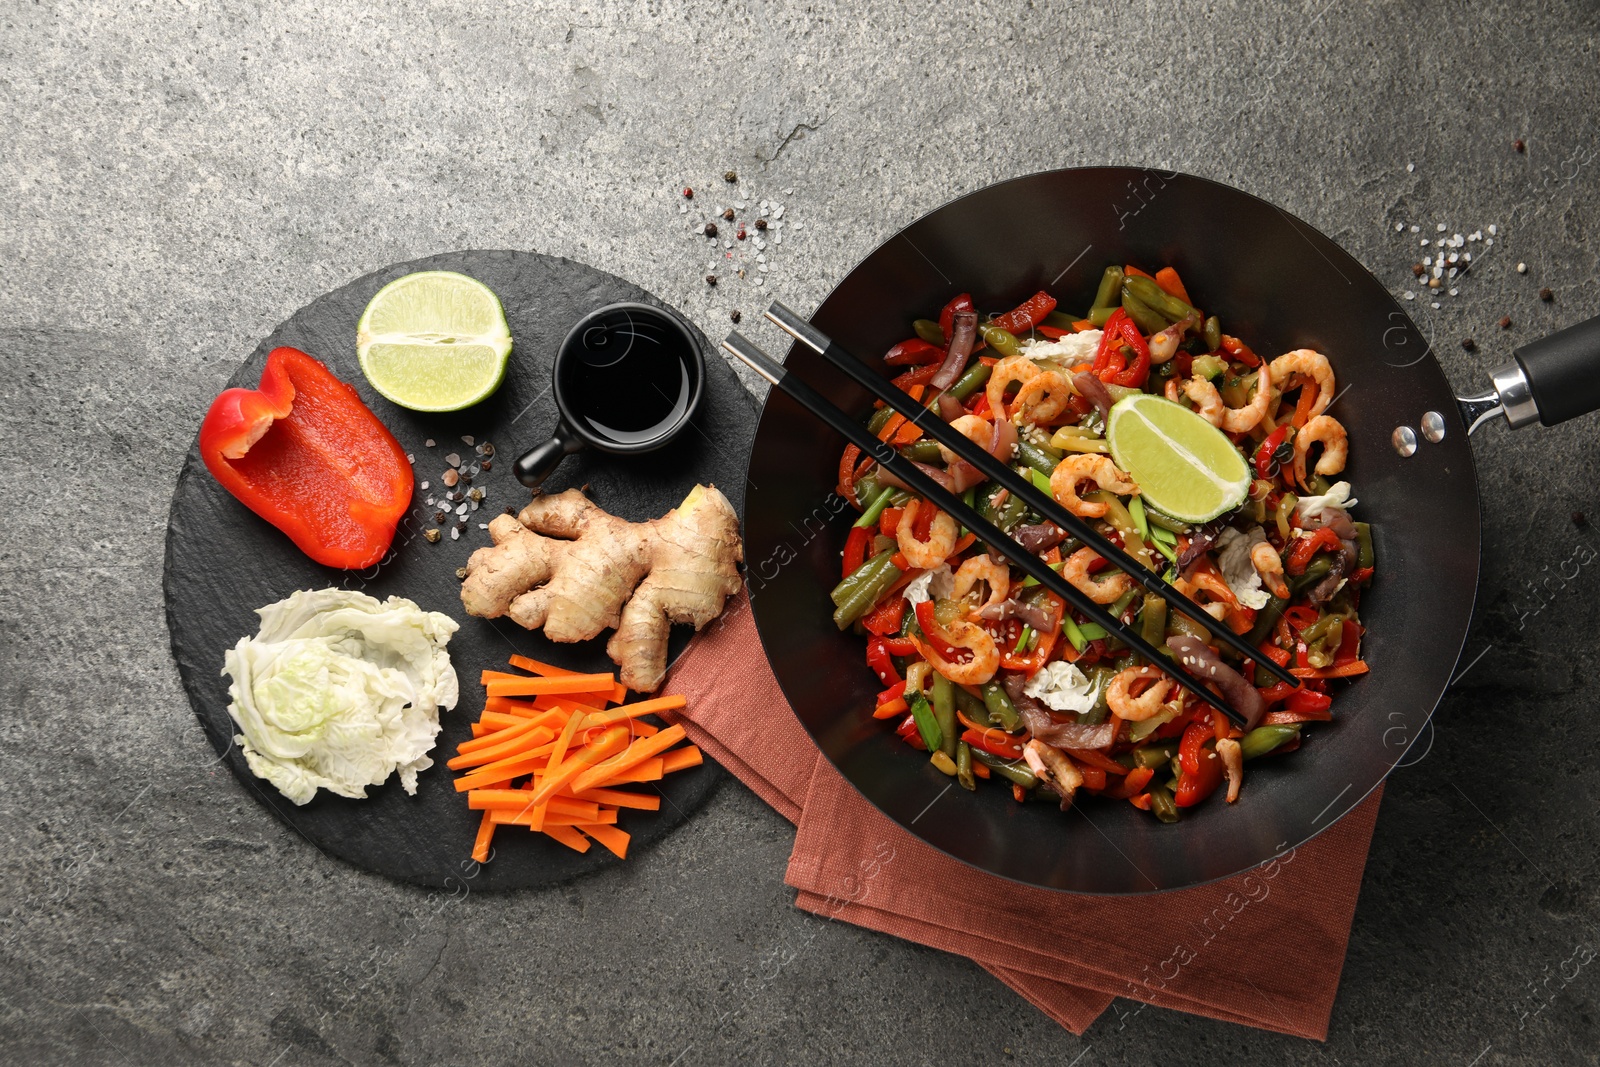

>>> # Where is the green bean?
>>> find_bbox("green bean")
[1300,613,1343,646]
[1015,440,1060,475]
[1307,473,1332,496]
[1354,522,1374,570]
[978,323,1023,359]
[866,405,896,435]
[913,318,945,346]
[900,440,944,463]
[931,673,958,759]
[1275,493,1299,541]
[995,486,1028,532]
[1083,490,1156,571]
[1080,665,1118,725]
[831,553,902,629]
[1145,508,1190,535]
[1241,724,1301,760]
[853,473,881,507]
[1124,275,1201,323]
[1121,290,1170,335]
[1203,315,1223,353]
[853,485,897,529]
[947,361,991,401]
[1139,593,1168,647]
[980,679,1021,732]
[1244,593,1288,653]
[1133,741,1179,769]
[1167,609,1214,644]
[1090,265,1126,315]
[1190,354,1227,380]
[1108,587,1139,621]
[829,549,885,605]
[956,741,976,792]
[1289,555,1333,594]
[1148,784,1181,823]
[953,685,991,726]
[1088,305,1118,327]
[1043,310,1080,331]
[970,748,1036,788]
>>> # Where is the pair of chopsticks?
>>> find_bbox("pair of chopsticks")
[724,302,1299,729]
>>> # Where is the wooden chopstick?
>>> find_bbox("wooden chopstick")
[763,301,1300,692]
[721,331,1252,729]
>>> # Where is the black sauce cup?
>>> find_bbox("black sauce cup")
[514,302,706,488]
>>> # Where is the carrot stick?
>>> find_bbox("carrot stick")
[527,726,631,807]
[453,753,552,792]
[873,696,908,720]
[484,696,545,715]
[454,709,563,754]
[1153,266,1193,306]
[621,719,660,738]
[1071,319,1095,332]
[1123,264,1154,280]
[540,824,591,852]
[471,811,496,863]
[447,725,558,770]
[588,758,663,786]
[468,790,602,820]
[507,654,584,677]
[477,711,530,731]
[579,694,687,727]
[491,808,618,827]
[662,745,703,774]
[565,787,661,810]
[570,725,687,794]
[579,823,631,859]
[480,669,530,684]
[486,674,614,697]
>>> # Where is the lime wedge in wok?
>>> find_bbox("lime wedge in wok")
[356,271,513,411]
[1105,393,1251,524]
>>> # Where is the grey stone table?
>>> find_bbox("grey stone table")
[2,2,1597,1064]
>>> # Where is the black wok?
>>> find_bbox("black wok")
[742,168,1600,894]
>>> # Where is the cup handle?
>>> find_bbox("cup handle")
[513,420,586,488]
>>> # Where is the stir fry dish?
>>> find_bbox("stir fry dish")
[831,264,1374,822]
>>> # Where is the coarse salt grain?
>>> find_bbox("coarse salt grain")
[1488,224,1497,235]
[1431,302,1441,309]
[451,528,460,540]
[425,438,435,447]
[1395,223,1405,232]
[1449,288,1459,296]
[421,481,429,490]
[1437,223,1447,232]
[407,453,414,463]
[1410,225,1420,233]
[479,523,489,530]
[1407,163,1415,172]
[1404,292,1415,300]
[445,452,461,466]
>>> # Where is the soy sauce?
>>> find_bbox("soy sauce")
[558,307,697,446]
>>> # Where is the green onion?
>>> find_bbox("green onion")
[1062,616,1088,652]
[1029,467,1052,495]
[1163,566,1177,583]
[1014,625,1033,653]
[1151,535,1179,565]
[1149,523,1177,546]
[1129,495,1151,543]
[853,485,896,529]
[909,692,942,753]
[1020,560,1065,588]
[1076,623,1109,642]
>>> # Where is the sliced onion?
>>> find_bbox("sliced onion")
[988,417,1017,464]
[937,393,966,422]
[1014,522,1065,555]
[979,595,1058,632]
[1165,635,1265,729]
[1073,371,1114,420]
[931,311,978,390]
[875,460,952,494]
[1003,672,1118,749]
[947,458,987,493]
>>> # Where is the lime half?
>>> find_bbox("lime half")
[356,271,513,411]
[1106,393,1251,523]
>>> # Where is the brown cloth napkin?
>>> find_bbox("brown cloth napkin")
[662,593,1381,1038]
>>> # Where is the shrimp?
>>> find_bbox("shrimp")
[951,556,1010,616]
[1175,568,1252,631]
[1293,414,1348,486]
[920,618,999,685]
[1216,737,1243,803]
[936,415,993,468]
[1062,546,1132,604]
[1270,348,1336,420]
[1023,740,1083,807]
[1176,376,1226,427]
[1251,540,1290,599]
[1010,370,1075,423]
[985,355,1041,421]
[896,498,959,570]
[1105,665,1175,722]
[1049,454,1140,519]
[1180,365,1274,432]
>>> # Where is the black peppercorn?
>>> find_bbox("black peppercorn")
[1461,338,1476,351]
[1499,315,1512,329]
[730,310,742,324]
[1540,288,1553,302]
[704,222,718,238]
[706,274,717,286]
[722,208,734,221]
[724,170,738,182]
[755,218,768,231]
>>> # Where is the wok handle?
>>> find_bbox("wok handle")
[1514,314,1600,427]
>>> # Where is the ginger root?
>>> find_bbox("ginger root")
[460,485,743,693]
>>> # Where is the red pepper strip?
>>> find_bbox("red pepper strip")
[1105,766,1155,799]
[967,391,992,418]
[939,293,974,341]
[837,443,872,507]
[883,338,946,366]
[1259,642,1292,668]
[1254,425,1290,480]
[873,696,908,720]
[990,291,1058,334]
[1091,310,1130,378]
[1286,528,1341,575]
[1220,334,1261,367]
[841,526,871,579]
[962,727,1024,759]
[865,637,902,687]
[1129,793,1154,811]
[877,681,908,704]
[913,601,964,661]
[895,714,928,750]
[1093,308,1151,388]
[1285,688,1333,714]
[999,593,1063,672]
[879,506,905,537]
[1351,566,1375,585]
[1080,766,1108,792]
[1065,748,1127,776]
[1211,708,1232,744]
[1263,706,1333,725]
[1037,325,1070,340]
[1334,622,1363,665]
[1292,661,1370,680]
[1174,722,1225,807]
[199,347,412,569]
[1281,605,1320,632]
[889,364,941,393]
[878,632,917,657]
[1256,681,1298,707]
[1153,704,1199,740]
[910,501,935,540]
[861,595,908,637]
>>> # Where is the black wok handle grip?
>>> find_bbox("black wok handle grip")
[1514,314,1600,427]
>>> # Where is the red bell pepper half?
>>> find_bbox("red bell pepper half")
[990,291,1058,334]
[1091,309,1151,388]
[199,347,413,569]
[1174,721,1225,807]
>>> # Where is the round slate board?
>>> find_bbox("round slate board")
[164,250,755,890]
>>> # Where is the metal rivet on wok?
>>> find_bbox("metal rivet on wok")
[1392,425,1418,457]
[1420,411,1446,443]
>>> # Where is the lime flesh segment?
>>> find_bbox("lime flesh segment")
[1105,393,1251,523]
[357,271,512,412]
